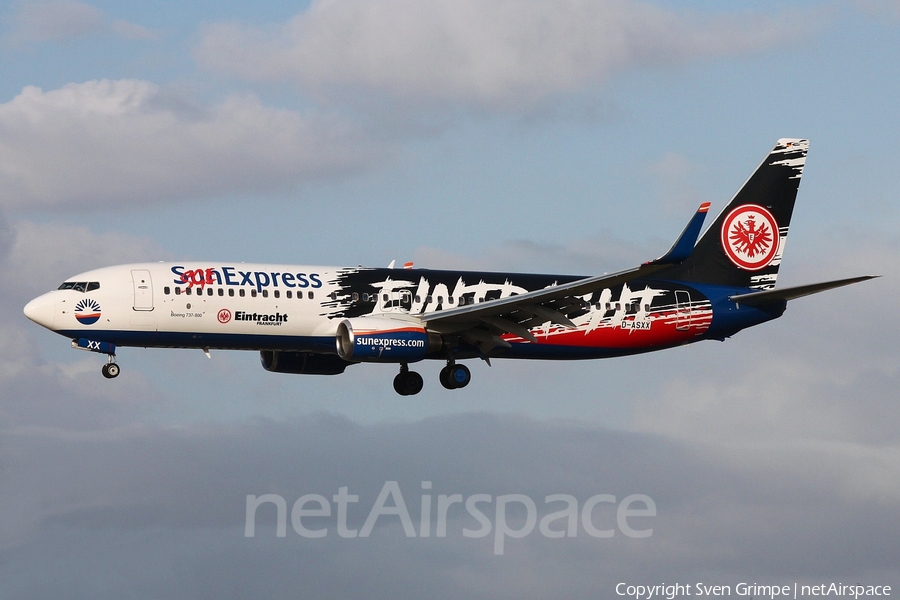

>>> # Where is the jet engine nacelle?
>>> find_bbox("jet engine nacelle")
[260,350,353,375]
[335,317,442,362]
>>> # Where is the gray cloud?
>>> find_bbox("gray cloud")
[195,0,822,111]
[0,80,386,210]
[414,233,651,275]
[0,219,171,436]
[631,229,898,449]
[2,208,896,596]
[1,412,898,598]
[4,0,158,44]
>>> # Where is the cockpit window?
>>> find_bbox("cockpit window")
[57,281,100,292]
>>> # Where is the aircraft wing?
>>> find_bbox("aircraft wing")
[728,275,879,306]
[421,262,667,326]
[419,203,711,350]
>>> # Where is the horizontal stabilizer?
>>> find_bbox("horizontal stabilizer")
[729,275,878,306]
[647,202,710,265]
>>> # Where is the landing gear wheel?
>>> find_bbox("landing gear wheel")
[102,363,120,379]
[439,366,454,390]
[393,372,407,395]
[393,369,424,396]
[440,363,471,389]
[448,364,470,389]
[404,371,423,395]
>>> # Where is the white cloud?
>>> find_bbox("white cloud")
[5,1,158,44]
[195,0,817,110]
[0,218,166,301]
[0,80,385,209]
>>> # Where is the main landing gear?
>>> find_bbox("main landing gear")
[439,361,471,390]
[393,364,424,396]
[393,361,473,396]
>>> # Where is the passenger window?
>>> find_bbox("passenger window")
[218,288,224,297]
[352,292,359,302]
[262,290,268,298]
[208,288,213,296]
[274,290,279,299]
[239,289,245,297]
[228,289,234,297]
[448,297,454,305]
[286,290,292,299]
[251,290,257,297]
[185,287,192,295]
[175,287,181,295]
[308,291,314,299]
[164,287,171,295]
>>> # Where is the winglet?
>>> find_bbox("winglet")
[646,202,710,265]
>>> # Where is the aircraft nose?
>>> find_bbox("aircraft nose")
[24,292,56,330]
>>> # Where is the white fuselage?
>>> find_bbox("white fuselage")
[24,262,356,351]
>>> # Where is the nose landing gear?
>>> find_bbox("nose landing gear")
[101,359,120,379]
[72,338,120,379]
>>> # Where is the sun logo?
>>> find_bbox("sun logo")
[74,298,101,325]
[721,204,779,270]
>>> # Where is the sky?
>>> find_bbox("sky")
[1,0,899,597]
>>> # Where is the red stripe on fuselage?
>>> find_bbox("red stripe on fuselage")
[501,307,712,349]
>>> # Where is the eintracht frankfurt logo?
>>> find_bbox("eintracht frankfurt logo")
[217,308,232,324]
[721,204,779,270]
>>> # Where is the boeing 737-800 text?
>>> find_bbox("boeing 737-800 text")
[24,139,876,395]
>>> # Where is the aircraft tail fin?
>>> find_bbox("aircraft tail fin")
[661,138,808,289]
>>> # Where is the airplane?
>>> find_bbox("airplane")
[23,139,876,395]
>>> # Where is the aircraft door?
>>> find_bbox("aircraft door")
[132,269,154,311]
[399,290,412,312]
[675,290,690,331]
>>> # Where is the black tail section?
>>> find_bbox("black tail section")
[661,138,808,289]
